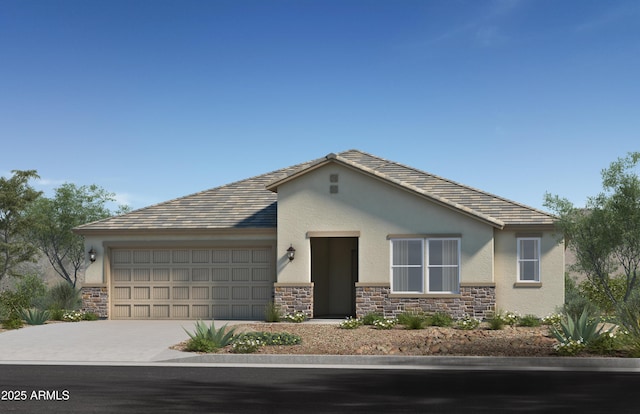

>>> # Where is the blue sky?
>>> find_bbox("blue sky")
[2,0,639,212]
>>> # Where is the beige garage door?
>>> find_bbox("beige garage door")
[110,247,274,320]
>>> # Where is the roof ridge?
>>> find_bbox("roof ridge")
[341,149,555,219]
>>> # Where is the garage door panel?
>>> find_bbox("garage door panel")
[113,269,131,282]
[153,287,170,299]
[113,305,131,318]
[192,268,209,281]
[133,269,150,282]
[212,268,229,281]
[172,305,189,318]
[111,247,273,320]
[133,251,151,264]
[134,305,150,318]
[193,305,210,319]
[153,269,170,281]
[232,305,250,319]
[153,250,171,263]
[153,305,170,318]
[192,287,209,300]
[173,287,190,300]
[192,250,210,263]
[172,269,190,281]
[134,287,150,300]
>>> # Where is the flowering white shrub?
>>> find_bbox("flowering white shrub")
[553,339,585,356]
[503,311,520,326]
[62,310,85,322]
[541,313,562,326]
[339,317,363,329]
[283,312,307,323]
[455,314,480,330]
[231,338,263,354]
[373,318,397,330]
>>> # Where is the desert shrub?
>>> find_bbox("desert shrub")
[82,311,100,321]
[1,318,23,330]
[430,312,453,327]
[185,337,218,353]
[579,275,626,316]
[264,301,282,322]
[49,308,65,321]
[0,275,47,321]
[587,331,623,355]
[339,317,362,329]
[614,298,640,357]
[20,308,50,325]
[563,274,600,319]
[397,311,427,330]
[518,314,541,327]
[455,314,480,330]
[183,320,236,353]
[46,282,81,311]
[361,312,384,325]
[486,311,506,330]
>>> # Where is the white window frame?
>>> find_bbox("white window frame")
[426,238,461,294]
[517,237,541,282]
[390,237,460,294]
[390,239,424,294]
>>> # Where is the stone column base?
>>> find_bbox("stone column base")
[81,285,108,319]
[274,283,313,319]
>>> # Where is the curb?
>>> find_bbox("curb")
[161,354,640,371]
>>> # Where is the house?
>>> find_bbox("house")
[75,150,564,320]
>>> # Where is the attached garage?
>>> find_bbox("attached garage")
[109,246,274,320]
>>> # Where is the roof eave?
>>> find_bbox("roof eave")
[73,227,277,237]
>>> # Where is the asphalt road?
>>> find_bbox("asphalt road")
[1,365,638,413]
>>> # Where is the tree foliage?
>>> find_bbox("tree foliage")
[28,183,129,287]
[545,152,640,308]
[0,170,42,282]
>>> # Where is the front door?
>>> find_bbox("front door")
[311,237,358,317]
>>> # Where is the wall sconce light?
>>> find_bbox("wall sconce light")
[286,245,296,261]
[89,247,97,263]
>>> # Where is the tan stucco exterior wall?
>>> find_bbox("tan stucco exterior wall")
[494,229,565,316]
[275,163,495,286]
[82,232,276,285]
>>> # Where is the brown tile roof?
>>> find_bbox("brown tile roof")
[75,149,555,234]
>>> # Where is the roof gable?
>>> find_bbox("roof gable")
[267,150,556,228]
[75,149,555,234]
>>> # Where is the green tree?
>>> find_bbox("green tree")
[544,152,640,307]
[0,170,42,283]
[28,183,129,287]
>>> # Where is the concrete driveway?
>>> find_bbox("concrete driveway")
[0,320,248,363]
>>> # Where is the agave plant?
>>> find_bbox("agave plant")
[183,320,236,352]
[550,308,607,346]
[19,308,50,325]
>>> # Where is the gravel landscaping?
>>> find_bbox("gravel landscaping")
[175,322,559,357]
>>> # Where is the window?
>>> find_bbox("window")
[391,238,459,294]
[518,238,540,282]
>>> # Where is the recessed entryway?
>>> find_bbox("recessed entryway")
[311,237,358,317]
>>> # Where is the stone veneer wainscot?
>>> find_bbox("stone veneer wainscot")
[355,283,496,319]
